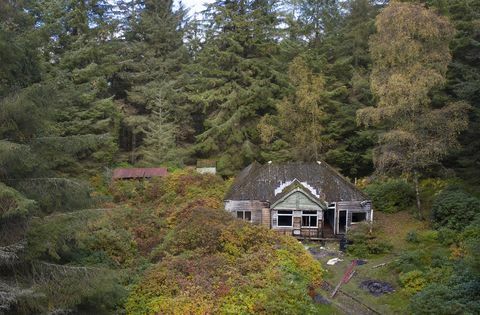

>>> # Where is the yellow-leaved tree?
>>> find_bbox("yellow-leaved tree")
[357,2,470,218]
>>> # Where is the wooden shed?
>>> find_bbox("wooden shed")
[224,161,372,239]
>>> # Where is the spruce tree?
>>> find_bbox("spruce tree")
[185,0,286,175]
[140,93,177,165]
[116,0,189,164]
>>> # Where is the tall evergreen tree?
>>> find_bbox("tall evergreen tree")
[116,0,189,164]
[140,92,178,165]
[185,0,286,175]
[425,0,480,184]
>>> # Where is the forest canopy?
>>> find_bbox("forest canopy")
[1,0,479,314]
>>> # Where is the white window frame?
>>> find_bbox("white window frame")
[301,210,318,228]
[277,210,293,227]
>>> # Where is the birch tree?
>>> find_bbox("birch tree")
[357,2,470,217]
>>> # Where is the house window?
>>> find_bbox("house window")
[302,211,317,227]
[277,210,293,227]
[237,211,251,221]
[352,212,366,223]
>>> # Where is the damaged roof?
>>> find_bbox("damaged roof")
[112,167,168,179]
[225,161,368,203]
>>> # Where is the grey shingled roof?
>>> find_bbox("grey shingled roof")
[225,161,368,203]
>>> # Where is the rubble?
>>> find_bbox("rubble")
[359,280,395,296]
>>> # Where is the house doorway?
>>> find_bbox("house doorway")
[338,210,347,234]
[323,208,335,237]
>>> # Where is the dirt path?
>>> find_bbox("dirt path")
[319,280,381,315]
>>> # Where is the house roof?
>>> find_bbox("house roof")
[224,161,368,203]
[112,167,168,179]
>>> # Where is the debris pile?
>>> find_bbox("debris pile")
[313,294,330,304]
[359,280,395,296]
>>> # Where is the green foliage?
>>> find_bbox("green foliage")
[357,1,470,220]
[399,270,427,296]
[364,179,415,213]
[346,222,392,257]
[0,183,36,219]
[406,231,420,244]
[126,207,325,314]
[182,0,287,174]
[3,0,480,313]
[33,263,128,314]
[431,187,480,231]
[26,210,101,262]
[13,178,93,214]
[409,268,480,315]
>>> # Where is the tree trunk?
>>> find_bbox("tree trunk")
[131,132,136,164]
[413,170,423,220]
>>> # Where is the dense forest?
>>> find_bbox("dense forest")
[1,0,479,314]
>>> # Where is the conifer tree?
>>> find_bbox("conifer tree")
[185,0,286,175]
[140,93,177,165]
[425,0,480,184]
[116,0,189,163]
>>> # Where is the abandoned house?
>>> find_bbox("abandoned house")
[112,167,168,180]
[224,161,372,239]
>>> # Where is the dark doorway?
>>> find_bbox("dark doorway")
[338,211,347,234]
[323,208,335,237]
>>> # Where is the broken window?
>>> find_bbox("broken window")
[302,211,317,227]
[277,210,293,227]
[236,211,252,221]
[352,212,367,223]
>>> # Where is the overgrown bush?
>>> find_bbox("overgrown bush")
[399,270,427,295]
[0,183,36,219]
[346,222,392,257]
[364,179,415,213]
[126,207,326,314]
[431,187,480,231]
[409,268,480,315]
[406,231,420,243]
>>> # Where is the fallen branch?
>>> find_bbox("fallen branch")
[372,260,396,268]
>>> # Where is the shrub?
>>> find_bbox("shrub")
[346,222,392,257]
[409,270,480,315]
[406,231,420,243]
[0,183,36,219]
[126,207,326,315]
[431,187,480,231]
[364,179,415,213]
[400,270,427,295]
[437,228,457,246]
